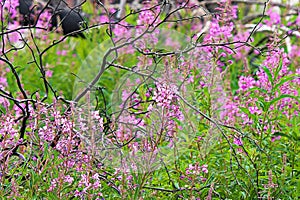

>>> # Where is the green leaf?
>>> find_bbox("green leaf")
[261,66,273,85]
[256,97,267,111]
[239,106,250,115]
[269,94,300,107]
[272,132,291,139]
[248,86,268,94]
[273,58,283,81]
[273,74,297,92]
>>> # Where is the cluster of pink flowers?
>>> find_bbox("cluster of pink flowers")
[152,81,184,137]
[137,9,156,26]
[76,109,104,134]
[112,165,138,192]
[77,173,101,190]
[112,21,135,54]
[35,10,53,33]
[216,0,238,22]
[238,76,259,92]
[0,67,20,150]
[233,137,243,146]
[265,7,281,27]
[185,163,208,175]
[180,163,208,183]
[1,0,19,19]
[204,0,237,41]
[221,46,299,139]
[0,115,19,149]
[289,45,300,65]
[233,31,253,61]
[115,113,145,142]
[47,174,75,192]
[135,2,160,49]
[1,0,299,198]
[0,92,109,197]
[0,0,55,49]
[113,21,131,39]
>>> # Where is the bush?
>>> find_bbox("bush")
[0,0,299,199]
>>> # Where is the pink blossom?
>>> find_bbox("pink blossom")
[64,175,74,184]
[265,8,281,26]
[233,137,243,146]
[47,178,58,192]
[99,15,109,23]
[271,135,281,142]
[238,76,258,92]
[185,163,208,175]
[201,164,208,173]
[1,0,19,19]
[93,181,101,189]
[0,77,8,89]
[36,9,53,33]
[249,106,262,115]
[113,22,130,39]
[45,70,53,78]
[78,174,90,187]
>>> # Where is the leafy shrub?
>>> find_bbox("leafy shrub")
[0,0,299,199]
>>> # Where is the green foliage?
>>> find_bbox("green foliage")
[1,1,299,199]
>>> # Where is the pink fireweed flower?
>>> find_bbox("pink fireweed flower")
[240,112,253,125]
[196,136,203,142]
[1,0,19,19]
[271,135,281,142]
[185,163,208,175]
[99,15,109,23]
[113,21,132,42]
[201,164,208,173]
[38,125,55,142]
[152,82,184,133]
[92,173,99,180]
[256,69,271,90]
[47,178,58,192]
[45,70,53,78]
[238,76,258,92]
[214,0,238,21]
[220,100,239,124]
[0,77,8,89]
[152,82,179,108]
[93,180,101,189]
[137,10,156,25]
[137,1,160,26]
[56,50,68,56]
[6,23,22,43]
[78,174,90,187]
[0,116,18,142]
[207,20,234,39]
[265,8,281,27]
[64,175,74,184]
[36,9,53,34]
[186,164,196,175]
[233,137,243,146]
[91,110,103,124]
[289,45,300,60]
[249,106,262,115]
